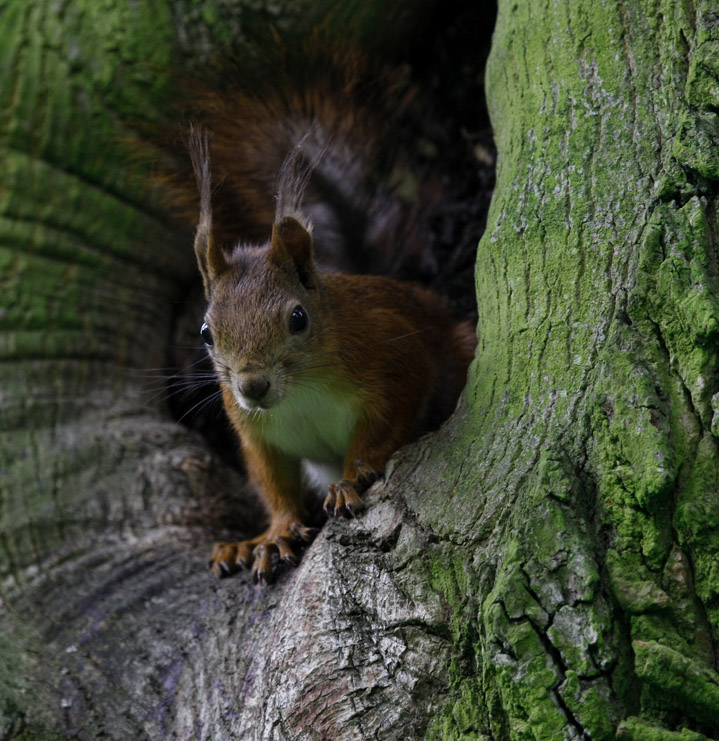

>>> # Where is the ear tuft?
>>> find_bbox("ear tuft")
[188,125,229,296]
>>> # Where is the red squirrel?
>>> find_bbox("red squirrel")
[185,65,477,583]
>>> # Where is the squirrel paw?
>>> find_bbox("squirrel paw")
[209,540,253,578]
[324,466,381,518]
[324,480,366,518]
[209,523,317,582]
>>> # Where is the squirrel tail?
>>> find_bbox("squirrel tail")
[163,43,441,278]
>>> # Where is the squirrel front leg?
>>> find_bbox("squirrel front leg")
[210,436,315,582]
[323,415,409,517]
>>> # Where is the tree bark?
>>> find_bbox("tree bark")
[434,0,719,737]
[1,1,718,741]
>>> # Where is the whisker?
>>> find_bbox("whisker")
[140,373,219,389]
[176,388,226,425]
[130,354,213,377]
[143,378,219,407]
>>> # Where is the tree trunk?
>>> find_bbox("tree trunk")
[461,1,719,737]
[1,2,718,741]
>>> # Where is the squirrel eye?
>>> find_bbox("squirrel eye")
[289,305,308,334]
[200,322,214,347]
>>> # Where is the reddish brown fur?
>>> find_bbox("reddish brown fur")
[181,49,476,582]
[162,46,440,279]
[202,216,475,582]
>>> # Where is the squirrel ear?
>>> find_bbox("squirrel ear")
[188,126,228,297]
[194,224,229,298]
[270,217,317,289]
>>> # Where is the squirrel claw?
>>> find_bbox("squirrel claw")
[209,521,316,582]
[209,542,242,578]
[324,480,365,518]
[275,536,299,566]
[252,544,275,584]
[235,542,253,568]
[209,559,230,579]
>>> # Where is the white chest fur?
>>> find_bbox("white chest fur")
[254,380,359,467]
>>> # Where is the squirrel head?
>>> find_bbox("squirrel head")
[189,129,328,413]
[197,216,326,413]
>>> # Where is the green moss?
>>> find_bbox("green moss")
[425,553,493,740]
[673,111,719,181]
[606,549,670,614]
[561,671,616,741]
[633,199,719,427]
[617,716,708,740]
[475,0,719,736]
[685,16,719,109]
[423,438,619,738]
[631,614,694,664]
[633,640,719,726]
[478,532,616,738]
[592,347,678,519]
[428,553,471,644]
[547,603,611,678]
[672,434,719,627]
[427,679,493,741]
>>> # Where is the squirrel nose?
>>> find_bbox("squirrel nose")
[240,377,270,402]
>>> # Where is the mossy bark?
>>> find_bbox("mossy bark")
[1,1,718,740]
[413,0,719,738]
